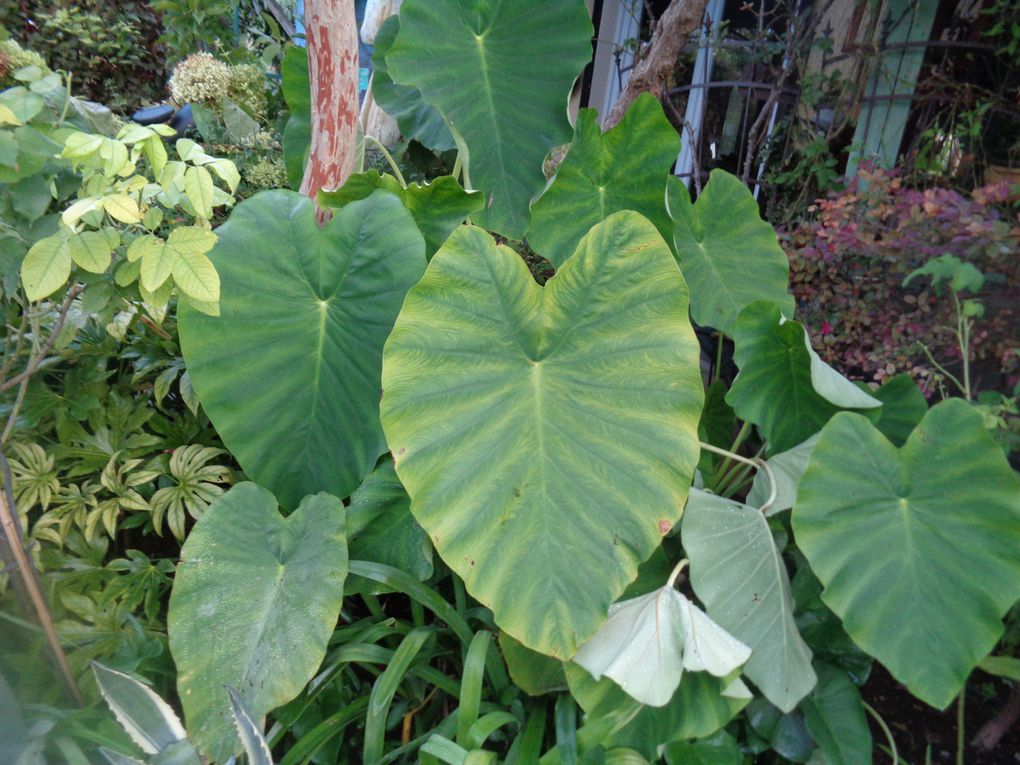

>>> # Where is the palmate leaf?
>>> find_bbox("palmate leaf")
[667,171,795,336]
[387,0,593,238]
[573,583,750,706]
[793,399,1020,709]
[168,483,347,762]
[528,93,680,266]
[682,489,816,711]
[726,302,880,453]
[380,211,703,658]
[179,190,425,509]
[370,16,455,152]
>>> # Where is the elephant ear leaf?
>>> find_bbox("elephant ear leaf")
[794,399,1020,709]
[668,171,795,336]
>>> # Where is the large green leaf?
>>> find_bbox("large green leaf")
[800,664,872,765]
[866,373,928,446]
[167,483,347,762]
[566,664,747,761]
[726,302,880,453]
[682,489,816,712]
[667,171,795,336]
[528,94,679,266]
[793,399,1020,709]
[281,45,311,190]
[318,170,482,258]
[387,0,593,238]
[179,190,425,509]
[380,212,703,658]
[371,16,456,152]
[499,631,568,696]
[345,458,432,596]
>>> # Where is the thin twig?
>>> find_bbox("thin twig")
[0,285,81,393]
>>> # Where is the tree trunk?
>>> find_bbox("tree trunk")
[602,0,709,130]
[299,0,360,219]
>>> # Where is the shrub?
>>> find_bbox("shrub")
[168,52,231,106]
[784,164,1019,394]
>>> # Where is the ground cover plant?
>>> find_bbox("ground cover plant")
[1,1,1019,764]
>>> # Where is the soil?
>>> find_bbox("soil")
[864,665,1020,765]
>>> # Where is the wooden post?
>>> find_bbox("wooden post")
[299,0,360,218]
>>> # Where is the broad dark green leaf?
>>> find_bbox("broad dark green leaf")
[800,664,872,765]
[281,45,311,190]
[663,731,742,765]
[179,190,426,509]
[318,170,482,258]
[793,399,1020,708]
[566,664,747,761]
[667,171,795,336]
[387,0,593,238]
[371,16,455,152]
[865,373,928,446]
[345,458,432,596]
[726,302,880,453]
[528,94,679,265]
[167,483,347,762]
[380,212,703,658]
[499,632,568,696]
[683,489,816,711]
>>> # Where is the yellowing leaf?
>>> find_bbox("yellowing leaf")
[62,196,103,227]
[22,234,72,301]
[62,131,104,161]
[167,225,217,256]
[184,165,215,220]
[173,248,219,302]
[140,239,176,292]
[0,103,23,126]
[104,194,142,224]
[128,234,164,263]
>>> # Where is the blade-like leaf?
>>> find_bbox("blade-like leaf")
[726,302,879,453]
[179,190,426,509]
[667,171,795,336]
[387,0,593,238]
[793,399,1020,708]
[682,489,817,712]
[529,94,680,265]
[371,15,455,151]
[91,662,189,756]
[381,212,703,658]
[167,483,348,761]
[281,45,311,190]
[227,687,274,765]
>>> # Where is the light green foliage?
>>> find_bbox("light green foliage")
[380,212,703,657]
[169,53,232,105]
[227,63,268,121]
[168,483,348,762]
[149,445,233,540]
[794,399,1020,708]
[668,171,795,336]
[529,93,680,266]
[179,190,426,509]
[387,0,593,238]
[318,169,482,258]
[0,39,50,86]
[682,489,816,711]
[244,156,288,190]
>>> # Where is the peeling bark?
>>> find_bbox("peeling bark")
[300,0,360,220]
[602,0,709,130]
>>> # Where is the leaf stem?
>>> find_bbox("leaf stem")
[698,440,776,513]
[863,701,898,765]
[363,135,407,188]
[666,559,689,589]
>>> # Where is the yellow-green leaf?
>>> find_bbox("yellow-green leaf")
[22,234,72,301]
[62,196,103,228]
[184,166,215,220]
[104,194,142,224]
[128,234,164,263]
[68,229,119,273]
[173,248,219,302]
[141,240,177,292]
[0,103,23,126]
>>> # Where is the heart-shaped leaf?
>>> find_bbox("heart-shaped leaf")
[667,171,795,336]
[370,16,455,152]
[318,170,482,258]
[574,583,750,706]
[682,489,816,711]
[345,458,432,596]
[381,211,703,658]
[529,94,680,266]
[866,373,928,446]
[793,399,1020,708]
[726,302,879,453]
[387,0,593,238]
[168,483,348,762]
[179,190,426,509]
